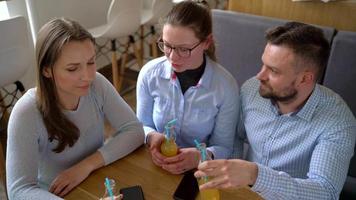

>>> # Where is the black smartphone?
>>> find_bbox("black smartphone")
[173,170,199,200]
[119,185,145,200]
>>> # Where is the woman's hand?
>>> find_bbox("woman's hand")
[147,132,166,167]
[161,147,201,174]
[49,163,91,197]
[49,151,104,197]
[147,131,165,150]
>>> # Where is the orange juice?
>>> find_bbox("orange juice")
[198,178,220,200]
[195,142,220,199]
[161,119,178,157]
[160,138,178,157]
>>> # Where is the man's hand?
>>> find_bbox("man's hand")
[194,159,258,190]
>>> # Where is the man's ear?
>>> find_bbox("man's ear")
[42,67,52,78]
[298,70,314,86]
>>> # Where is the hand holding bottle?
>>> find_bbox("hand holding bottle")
[146,132,166,166]
[195,140,220,200]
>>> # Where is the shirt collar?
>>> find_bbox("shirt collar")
[268,84,320,121]
[159,55,214,89]
[295,84,320,121]
[198,56,213,89]
[160,59,172,80]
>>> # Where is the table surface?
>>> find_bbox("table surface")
[65,146,262,200]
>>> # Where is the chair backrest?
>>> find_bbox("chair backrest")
[172,0,217,8]
[212,9,335,87]
[322,30,356,199]
[0,15,30,200]
[142,0,152,9]
[323,31,356,118]
[142,0,173,26]
[105,0,142,38]
[0,16,30,87]
[150,0,173,25]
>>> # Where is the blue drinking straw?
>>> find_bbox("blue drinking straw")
[194,139,200,149]
[194,139,206,161]
[165,126,170,139]
[194,139,208,182]
[165,119,177,139]
[167,118,177,127]
[105,177,114,200]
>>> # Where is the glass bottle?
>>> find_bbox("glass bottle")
[160,119,178,157]
[196,143,220,200]
[99,178,123,200]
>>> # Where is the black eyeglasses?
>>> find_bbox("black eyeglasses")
[157,39,202,58]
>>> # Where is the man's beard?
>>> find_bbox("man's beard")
[259,81,298,102]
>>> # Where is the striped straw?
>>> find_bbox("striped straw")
[105,177,114,200]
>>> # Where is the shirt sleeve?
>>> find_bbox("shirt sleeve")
[136,65,158,142]
[94,73,144,165]
[230,102,246,159]
[251,124,356,200]
[6,93,63,200]
[206,75,240,159]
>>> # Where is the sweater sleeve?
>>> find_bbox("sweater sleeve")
[94,73,144,165]
[6,91,63,200]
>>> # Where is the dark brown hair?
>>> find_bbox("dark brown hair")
[36,18,95,153]
[265,21,330,81]
[161,0,216,61]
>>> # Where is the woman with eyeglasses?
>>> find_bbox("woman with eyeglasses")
[136,0,239,174]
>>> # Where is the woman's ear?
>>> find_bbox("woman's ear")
[42,67,52,78]
[203,34,213,50]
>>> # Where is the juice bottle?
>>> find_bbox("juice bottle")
[198,177,220,200]
[160,119,178,157]
[195,142,220,200]
[160,136,178,157]
[99,178,123,200]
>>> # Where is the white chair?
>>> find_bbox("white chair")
[0,15,30,129]
[172,0,218,8]
[0,16,30,89]
[0,15,31,200]
[140,0,174,59]
[89,0,143,92]
[141,0,174,26]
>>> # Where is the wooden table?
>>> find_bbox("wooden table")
[65,146,262,200]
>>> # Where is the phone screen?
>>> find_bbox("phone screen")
[173,170,199,200]
[119,185,145,200]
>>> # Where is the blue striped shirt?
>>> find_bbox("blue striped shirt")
[233,77,356,199]
[137,56,239,159]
